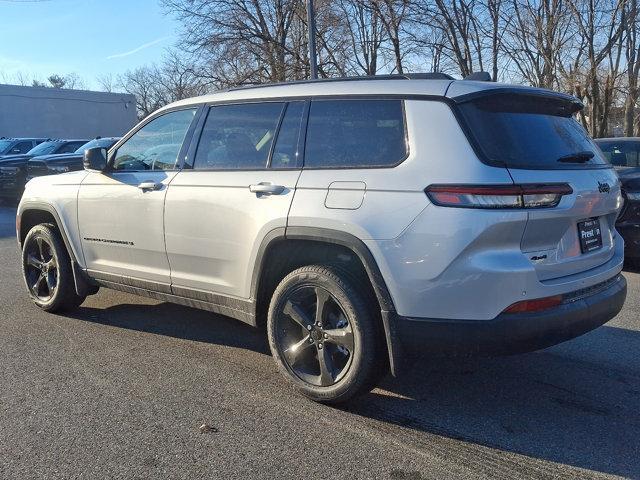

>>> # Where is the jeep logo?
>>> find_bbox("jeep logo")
[598,181,611,193]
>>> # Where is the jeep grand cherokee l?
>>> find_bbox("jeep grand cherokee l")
[16,75,627,403]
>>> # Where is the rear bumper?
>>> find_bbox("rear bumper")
[617,223,640,258]
[392,274,626,357]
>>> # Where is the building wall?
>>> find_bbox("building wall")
[0,84,137,139]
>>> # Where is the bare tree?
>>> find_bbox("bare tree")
[337,0,386,75]
[569,0,626,136]
[623,0,640,135]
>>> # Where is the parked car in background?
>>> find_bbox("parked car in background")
[17,76,626,403]
[0,139,88,201]
[595,137,640,263]
[27,137,120,180]
[0,137,47,158]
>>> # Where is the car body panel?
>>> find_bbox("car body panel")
[165,169,301,297]
[77,171,177,285]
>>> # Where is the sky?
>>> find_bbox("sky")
[0,0,180,90]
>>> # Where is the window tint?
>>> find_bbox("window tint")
[271,101,304,168]
[304,100,406,168]
[14,141,32,154]
[193,103,284,170]
[27,141,61,156]
[113,108,196,171]
[458,96,607,169]
[57,141,87,154]
[596,141,640,167]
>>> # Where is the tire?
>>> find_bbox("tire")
[267,264,385,404]
[21,223,86,312]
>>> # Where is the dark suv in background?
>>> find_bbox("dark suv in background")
[27,137,120,180]
[0,138,47,158]
[0,139,88,201]
[595,137,640,263]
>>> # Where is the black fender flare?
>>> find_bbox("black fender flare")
[252,226,405,376]
[18,201,96,297]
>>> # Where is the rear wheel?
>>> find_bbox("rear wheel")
[22,224,86,312]
[267,265,384,403]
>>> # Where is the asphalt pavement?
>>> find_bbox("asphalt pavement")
[1,205,639,479]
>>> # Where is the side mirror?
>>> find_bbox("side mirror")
[83,147,108,172]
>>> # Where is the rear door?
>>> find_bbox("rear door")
[164,100,305,298]
[457,94,623,281]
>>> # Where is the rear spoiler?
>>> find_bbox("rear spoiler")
[451,87,584,114]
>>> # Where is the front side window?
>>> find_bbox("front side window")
[193,102,285,170]
[113,108,196,171]
[304,99,407,168]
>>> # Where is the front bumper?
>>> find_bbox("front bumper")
[392,274,626,358]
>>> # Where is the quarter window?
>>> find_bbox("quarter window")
[304,99,407,168]
[113,108,196,171]
[193,102,285,170]
[271,101,304,168]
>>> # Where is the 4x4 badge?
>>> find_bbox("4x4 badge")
[598,181,611,193]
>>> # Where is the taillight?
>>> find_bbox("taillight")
[503,294,563,313]
[425,184,573,209]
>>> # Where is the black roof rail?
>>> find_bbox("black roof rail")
[228,72,455,92]
[463,71,492,82]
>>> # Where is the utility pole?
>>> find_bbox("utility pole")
[307,0,318,79]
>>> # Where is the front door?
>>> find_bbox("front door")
[164,101,305,298]
[77,108,198,288]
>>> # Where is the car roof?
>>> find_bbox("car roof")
[159,75,578,113]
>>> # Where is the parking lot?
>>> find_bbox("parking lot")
[0,204,638,480]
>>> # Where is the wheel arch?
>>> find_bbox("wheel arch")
[18,202,95,297]
[252,226,404,375]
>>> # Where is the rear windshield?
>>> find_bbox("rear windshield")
[458,95,607,169]
[595,141,640,167]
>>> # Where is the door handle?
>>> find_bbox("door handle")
[249,183,285,195]
[138,181,161,191]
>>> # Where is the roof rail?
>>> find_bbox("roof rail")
[228,72,455,92]
[463,71,492,82]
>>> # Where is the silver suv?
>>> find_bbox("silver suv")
[16,75,627,403]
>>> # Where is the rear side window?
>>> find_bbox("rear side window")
[304,100,407,168]
[458,95,607,169]
[596,141,640,167]
[193,102,285,170]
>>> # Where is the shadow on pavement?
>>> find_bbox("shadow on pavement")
[66,301,270,355]
[65,294,640,478]
[346,325,640,478]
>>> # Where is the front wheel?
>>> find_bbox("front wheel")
[267,265,384,404]
[22,224,86,312]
